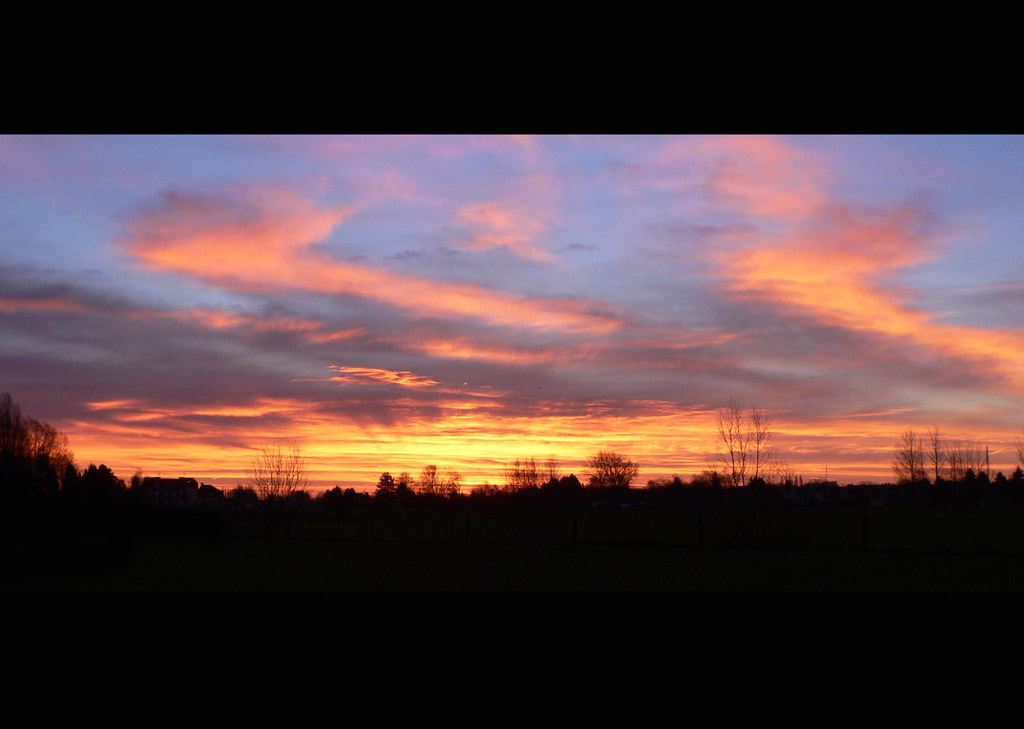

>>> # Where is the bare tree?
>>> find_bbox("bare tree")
[926,425,945,483]
[946,440,963,482]
[504,457,542,491]
[716,398,750,487]
[247,441,308,503]
[1017,428,1024,469]
[544,456,561,483]
[444,469,462,497]
[585,450,639,488]
[418,465,461,497]
[418,464,441,495]
[948,440,985,481]
[771,458,800,487]
[715,400,776,486]
[893,429,925,483]
[396,472,414,496]
[0,392,26,456]
[749,408,773,482]
[1,393,76,493]
[966,441,986,477]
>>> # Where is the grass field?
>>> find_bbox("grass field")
[5,507,1024,590]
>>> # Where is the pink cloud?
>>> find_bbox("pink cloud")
[120,186,621,335]
[133,308,364,343]
[456,200,554,261]
[699,136,828,221]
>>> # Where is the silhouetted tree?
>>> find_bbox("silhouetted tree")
[247,441,308,535]
[289,489,313,507]
[714,400,776,486]
[927,425,945,483]
[1,392,76,500]
[544,456,561,482]
[471,481,500,496]
[418,465,441,495]
[691,470,725,488]
[893,429,925,483]
[61,462,80,494]
[395,472,414,497]
[322,486,357,513]
[418,465,461,497]
[946,439,986,482]
[716,398,749,487]
[772,461,801,487]
[247,441,308,503]
[64,463,127,504]
[227,485,259,507]
[504,458,542,491]
[539,474,584,507]
[376,472,396,499]
[129,468,145,490]
[0,392,26,456]
[447,470,463,497]
[585,450,639,489]
[749,408,773,483]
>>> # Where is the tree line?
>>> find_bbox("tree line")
[9,388,1024,518]
[363,450,639,504]
[0,391,823,512]
[1,392,131,507]
[892,425,1024,485]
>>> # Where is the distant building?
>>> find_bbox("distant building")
[138,476,201,507]
[196,483,226,507]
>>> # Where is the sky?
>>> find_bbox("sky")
[2,134,1024,489]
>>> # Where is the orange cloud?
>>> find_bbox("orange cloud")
[306,366,511,400]
[122,187,617,334]
[714,205,931,332]
[703,139,1024,390]
[327,366,441,389]
[86,399,140,411]
[86,396,307,420]
[0,296,91,314]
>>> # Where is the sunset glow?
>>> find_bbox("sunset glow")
[4,134,1024,489]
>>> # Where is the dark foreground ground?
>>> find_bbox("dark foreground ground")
[5,507,1024,590]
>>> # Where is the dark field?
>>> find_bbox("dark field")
[6,507,1024,590]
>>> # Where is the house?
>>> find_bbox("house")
[138,476,200,508]
[196,483,226,507]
